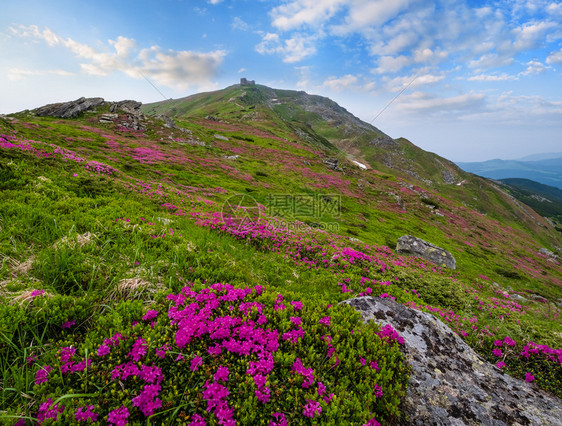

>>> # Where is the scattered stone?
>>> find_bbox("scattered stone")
[509,293,529,303]
[35,97,105,119]
[529,294,548,303]
[214,134,229,141]
[99,113,118,123]
[341,296,562,425]
[224,155,239,160]
[396,235,456,269]
[369,135,398,148]
[441,169,456,184]
[539,248,560,263]
[323,158,342,171]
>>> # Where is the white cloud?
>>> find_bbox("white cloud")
[519,59,551,75]
[546,48,562,63]
[467,73,518,81]
[373,55,411,74]
[332,0,411,34]
[468,53,514,70]
[270,0,345,31]
[7,68,75,81]
[9,24,226,90]
[238,67,246,73]
[322,74,359,91]
[395,91,486,114]
[503,20,557,53]
[413,47,448,64]
[255,32,318,63]
[547,2,562,16]
[384,72,445,91]
[232,17,249,31]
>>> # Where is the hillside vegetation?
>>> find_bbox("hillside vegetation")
[0,85,561,424]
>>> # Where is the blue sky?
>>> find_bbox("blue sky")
[1,0,561,161]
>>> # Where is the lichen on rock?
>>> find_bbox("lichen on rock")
[341,296,562,425]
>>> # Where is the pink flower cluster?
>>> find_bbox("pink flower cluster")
[377,324,405,345]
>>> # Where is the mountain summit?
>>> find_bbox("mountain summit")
[143,83,464,187]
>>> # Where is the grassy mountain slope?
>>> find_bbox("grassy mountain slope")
[498,178,562,224]
[0,88,561,424]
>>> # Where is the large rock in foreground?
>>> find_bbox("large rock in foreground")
[35,97,105,118]
[341,296,562,425]
[396,235,456,269]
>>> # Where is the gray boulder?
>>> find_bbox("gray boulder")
[35,97,105,118]
[341,296,562,425]
[396,235,456,269]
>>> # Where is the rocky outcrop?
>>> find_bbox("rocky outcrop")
[110,100,142,114]
[323,157,342,171]
[35,97,104,118]
[396,235,456,269]
[110,100,145,131]
[341,296,562,425]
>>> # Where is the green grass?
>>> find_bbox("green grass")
[1,95,561,423]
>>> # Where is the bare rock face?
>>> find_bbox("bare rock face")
[396,235,456,269]
[110,100,142,114]
[35,97,105,118]
[341,296,562,425]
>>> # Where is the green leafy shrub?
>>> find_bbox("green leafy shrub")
[19,284,409,424]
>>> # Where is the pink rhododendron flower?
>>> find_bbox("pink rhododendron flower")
[493,340,503,347]
[492,348,502,357]
[61,319,75,329]
[189,414,207,425]
[270,412,287,426]
[75,405,98,422]
[525,372,535,382]
[373,383,383,398]
[30,289,45,297]
[35,365,52,385]
[290,316,302,326]
[496,361,506,369]
[290,300,303,311]
[504,336,516,347]
[108,406,129,425]
[303,399,322,418]
[214,365,230,383]
[97,344,111,357]
[156,343,170,359]
[142,310,159,321]
[129,337,147,362]
[132,384,162,416]
[319,316,331,327]
[191,356,203,372]
[37,398,64,423]
[60,347,76,363]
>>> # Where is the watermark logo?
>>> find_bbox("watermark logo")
[220,193,341,231]
[220,193,261,228]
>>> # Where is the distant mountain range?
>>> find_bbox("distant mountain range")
[457,157,562,189]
